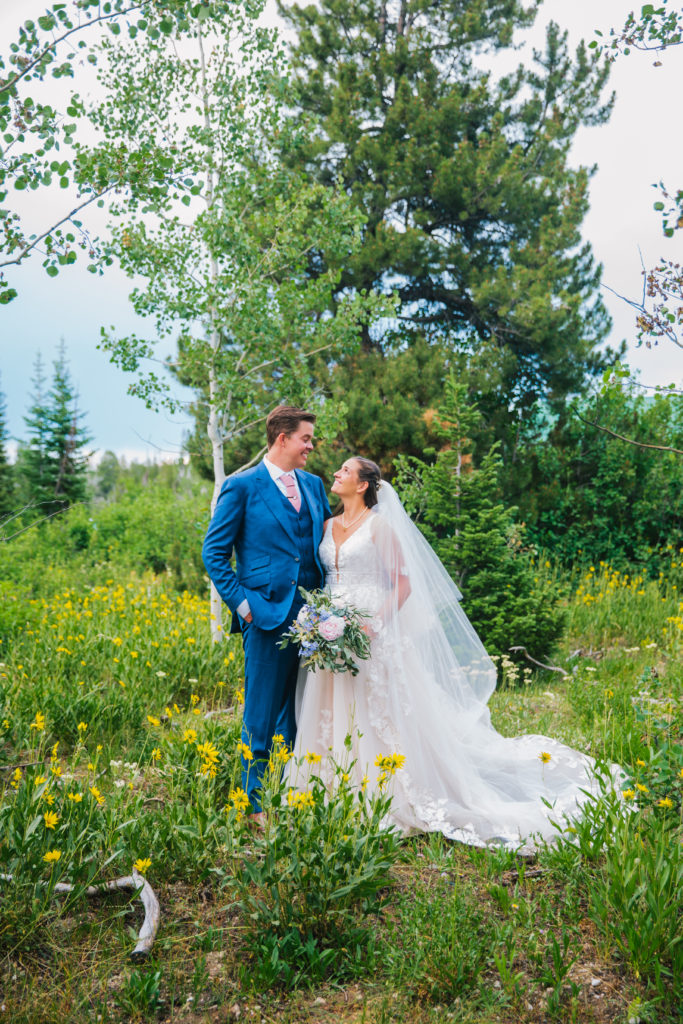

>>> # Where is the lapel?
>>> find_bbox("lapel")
[255,460,298,544]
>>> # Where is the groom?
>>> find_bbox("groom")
[202,406,332,811]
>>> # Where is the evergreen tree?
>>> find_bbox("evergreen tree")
[47,343,92,510]
[21,346,91,515]
[0,374,14,518]
[394,373,565,664]
[20,352,52,510]
[279,1,618,416]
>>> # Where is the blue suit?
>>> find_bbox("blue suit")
[202,461,331,807]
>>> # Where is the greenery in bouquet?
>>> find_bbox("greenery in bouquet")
[278,588,372,676]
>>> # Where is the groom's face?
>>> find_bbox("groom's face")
[278,420,315,470]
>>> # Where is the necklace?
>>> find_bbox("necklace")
[340,506,369,531]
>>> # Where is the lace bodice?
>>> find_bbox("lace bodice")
[319,515,384,615]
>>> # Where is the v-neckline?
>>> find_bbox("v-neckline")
[329,513,372,579]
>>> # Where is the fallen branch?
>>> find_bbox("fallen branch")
[0,868,159,960]
[508,647,569,677]
[203,706,235,719]
[501,866,548,883]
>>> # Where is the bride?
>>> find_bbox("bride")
[290,456,610,852]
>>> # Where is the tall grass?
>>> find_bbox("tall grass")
[0,530,681,1021]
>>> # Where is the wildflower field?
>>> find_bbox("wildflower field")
[0,539,681,1023]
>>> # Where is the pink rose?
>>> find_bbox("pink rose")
[318,615,345,641]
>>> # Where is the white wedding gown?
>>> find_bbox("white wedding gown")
[291,510,609,852]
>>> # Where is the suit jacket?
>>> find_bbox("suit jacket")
[202,461,332,632]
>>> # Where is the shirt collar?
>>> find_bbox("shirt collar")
[263,454,293,482]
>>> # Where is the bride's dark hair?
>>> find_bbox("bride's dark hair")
[354,457,381,508]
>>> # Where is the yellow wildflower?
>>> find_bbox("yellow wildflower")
[539,752,552,764]
[43,810,59,829]
[10,767,22,789]
[29,711,46,732]
[305,751,322,764]
[374,752,406,774]
[182,728,197,744]
[151,747,162,762]
[237,740,253,761]
[89,786,105,806]
[43,849,62,863]
[636,759,645,767]
[146,715,161,727]
[622,789,636,800]
[134,857,152,874]
[190,694,199,706]
[34,774,47,786]
[196,740,219,763]
[235,688,245,704]
[657,797,674,809]
[635,783,649,794]
[287,789,315,809]
[50,764,63,777]
[67,792,83,802]
[77,722,88,733]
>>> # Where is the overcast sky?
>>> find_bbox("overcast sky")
[1,0,681,462]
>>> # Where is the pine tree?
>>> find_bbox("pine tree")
[47,343,92,510]
[20,353,53,511]
[279,1,617,415]
[21,346,91,516]
[0,374,14,519]
[394,373,565,664]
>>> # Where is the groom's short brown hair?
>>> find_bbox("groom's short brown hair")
[266,405,316,448]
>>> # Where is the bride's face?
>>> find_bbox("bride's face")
[331,459,364,500]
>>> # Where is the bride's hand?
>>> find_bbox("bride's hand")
[362,616,383,639]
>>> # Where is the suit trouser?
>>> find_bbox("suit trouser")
[239,591,307,810]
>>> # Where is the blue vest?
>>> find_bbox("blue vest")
[278,485,319,591]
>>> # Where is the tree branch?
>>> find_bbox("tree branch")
[0,2,148,98]
[573,408,683,456]
[0,186,115,270]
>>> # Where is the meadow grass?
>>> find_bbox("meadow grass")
[0,553,681,1023]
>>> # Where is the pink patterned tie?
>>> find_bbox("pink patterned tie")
[280,472,301,512]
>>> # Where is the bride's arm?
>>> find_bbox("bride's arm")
[370,517,411,630]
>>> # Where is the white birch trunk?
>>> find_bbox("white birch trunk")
[199,28,228,645]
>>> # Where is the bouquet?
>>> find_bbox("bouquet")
[278,588,372,676]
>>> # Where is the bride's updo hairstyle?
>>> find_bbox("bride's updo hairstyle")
[354,457,381,509]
